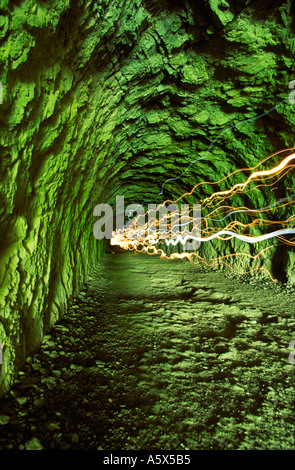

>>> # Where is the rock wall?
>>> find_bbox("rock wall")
[0,0,295,396]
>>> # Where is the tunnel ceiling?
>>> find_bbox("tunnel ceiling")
[0,0,295,395]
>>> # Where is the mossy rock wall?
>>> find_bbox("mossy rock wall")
[0,0,295,396]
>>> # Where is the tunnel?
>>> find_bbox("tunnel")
[0,0,295,452]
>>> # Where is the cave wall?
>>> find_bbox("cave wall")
[0,0,295,396]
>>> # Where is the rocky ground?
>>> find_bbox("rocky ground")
[0,252,294,450]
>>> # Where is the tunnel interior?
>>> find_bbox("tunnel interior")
[0,0,295,451]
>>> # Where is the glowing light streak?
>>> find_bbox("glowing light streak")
[163,147,295,206]
[158,97,288,197]
[112,149,295,280]
[165,228,295,246]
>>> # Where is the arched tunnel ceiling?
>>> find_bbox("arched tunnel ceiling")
[0,0,295,395]
[2,0,294,209]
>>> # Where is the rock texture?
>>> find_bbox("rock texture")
[0,0,295,395]
[0,253,294,450]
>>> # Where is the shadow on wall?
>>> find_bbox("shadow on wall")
[272,245,291,283]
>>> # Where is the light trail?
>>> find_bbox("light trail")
[163,147,295,205]
[112,149,295,280]
[157,97,288,198]
[165,228,295,246]
[200,153,295,206]
[160,194,295,227]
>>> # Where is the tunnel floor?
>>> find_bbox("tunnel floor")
[0,252,294,450]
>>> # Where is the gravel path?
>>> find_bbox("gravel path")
[0,252,294,450]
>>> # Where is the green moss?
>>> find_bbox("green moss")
[0,0,295,401]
